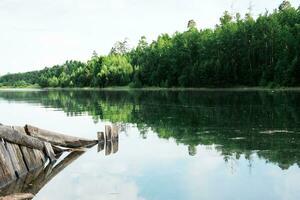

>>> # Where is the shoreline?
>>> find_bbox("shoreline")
[1,86,300,92]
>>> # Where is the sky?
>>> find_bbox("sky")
[0,0,299,75]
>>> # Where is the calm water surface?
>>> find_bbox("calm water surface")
[0,89,300,200]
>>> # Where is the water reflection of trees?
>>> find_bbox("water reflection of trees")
[0,90,300,169]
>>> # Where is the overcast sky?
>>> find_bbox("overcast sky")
[0,0,299,75]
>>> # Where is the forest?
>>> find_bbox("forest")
[0,1,299,88]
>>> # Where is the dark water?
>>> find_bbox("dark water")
[0,89,300,200]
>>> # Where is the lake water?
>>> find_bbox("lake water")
[0,89,300,200]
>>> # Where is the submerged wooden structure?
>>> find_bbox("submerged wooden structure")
[0,124,119,200]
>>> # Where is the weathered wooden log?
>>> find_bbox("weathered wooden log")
[0,126,55,163]
[0,127,44,152]
[25,125,97,149]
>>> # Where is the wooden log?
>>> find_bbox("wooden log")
[25,125,97,149]
[0,127,44,151]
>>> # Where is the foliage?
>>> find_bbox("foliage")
[0,1,299,88]
[130,1,300,87]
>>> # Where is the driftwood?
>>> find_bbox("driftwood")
[0,123,119,199]
[0,124,99,190]
[25,125,97,149]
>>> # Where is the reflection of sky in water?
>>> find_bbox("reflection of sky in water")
[0,100,300,200]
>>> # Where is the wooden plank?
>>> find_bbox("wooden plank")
[0,140,16,188]
[12,126,46,164]
[12,127,45,171]
[5,142,28,178]
[19,147,41,172]
[14,127,47,165]
[25,125,97,149]
[32,150,46,164]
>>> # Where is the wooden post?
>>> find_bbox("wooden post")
[105,141,112,156]
[97,132,105,152]
[111,125,119,140]
[105,125,112,142]
[112,138,119,154]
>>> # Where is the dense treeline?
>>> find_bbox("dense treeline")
[0,1,299,88]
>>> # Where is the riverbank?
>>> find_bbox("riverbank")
[1,86,300,92]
